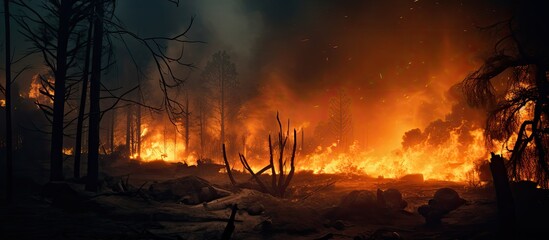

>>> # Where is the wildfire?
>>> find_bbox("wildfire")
[28,74,54,104]
[296,127,489,182]
[128,124,197,164]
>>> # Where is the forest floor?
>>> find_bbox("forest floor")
[1,160,547,240]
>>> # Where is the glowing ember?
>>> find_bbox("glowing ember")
[63,148,74,156]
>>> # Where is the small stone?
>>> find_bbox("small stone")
[246,203,265,216]
[332,220,345,230]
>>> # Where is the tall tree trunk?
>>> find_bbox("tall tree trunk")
[74,18,93,178]
[220,63,225,146]
[4,0,13,203]
[126,105,131,156]
[185,93,189,151]
[110,109,115,153]
[50,0,72,181]
[136,104,141,158]
[199,103,204,158]
[489,153,516,238]
[174,124,177,160]
[86,0,104,192]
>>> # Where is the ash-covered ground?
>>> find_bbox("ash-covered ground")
[1,160,547,240]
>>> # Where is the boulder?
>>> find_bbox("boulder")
[433,187,466,212]
[246,203,265,216]
[418,187,466,225]
[382,188,408,210]
[340,190,377,209]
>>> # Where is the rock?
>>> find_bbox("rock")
[340,190,377,209]
[246,203,265,216]
[418,187,466,225]
[433,187,466,212]
[382,188,407,210]
[325,190,381,220]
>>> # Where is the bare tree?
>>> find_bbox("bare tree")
[14,0,94,181]
[82,1,199,190]
[462,1,549,187]
[328,88,352,151]
[85,0,104,191]
[3,0,13,203]
[74,16,93,178]
[223,112,297,198]
[201,51,239,146]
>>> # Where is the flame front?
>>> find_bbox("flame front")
[128,124,197,165]
[297,127,488,181]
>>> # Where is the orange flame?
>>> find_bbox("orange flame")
[295,127,489,181]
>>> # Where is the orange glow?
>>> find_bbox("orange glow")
[28,74,54,104]
[293,127,489,181]
[128,124,197,165]
[63,148,74,156]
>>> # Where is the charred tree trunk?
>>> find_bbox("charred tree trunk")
[280,129,297,197]
[110,109,115,153]
[236,113,297,197]
[136,104,141,158]
[489,153,516,239]
[221,204,238,240]
[185,93,189,151]
[222,144,237,185]
[533,63,548,180]
[199,102,205,158]
[4,0,13,203]
[50,0,73,181]
[125,105,131,156]
[86,0,104,192]
[74,18,93,178]
[220,64,225,146]
[174,125,177,159]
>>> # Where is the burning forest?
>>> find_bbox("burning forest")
[1,0,549,239]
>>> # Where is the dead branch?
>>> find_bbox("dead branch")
[239,153,269,193]
[223,112,298,198]
[222,144,237,186]
[221,204,238,240]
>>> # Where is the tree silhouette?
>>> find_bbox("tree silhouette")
[328,88,353,151]
[201,51,239,147]
[14,0,94,181]
[85,0,105,191]
[3,0,13,203]
[73,15,93,178]
[462,1,549,187]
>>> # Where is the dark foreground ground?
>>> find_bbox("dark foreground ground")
[1,161,547,240]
